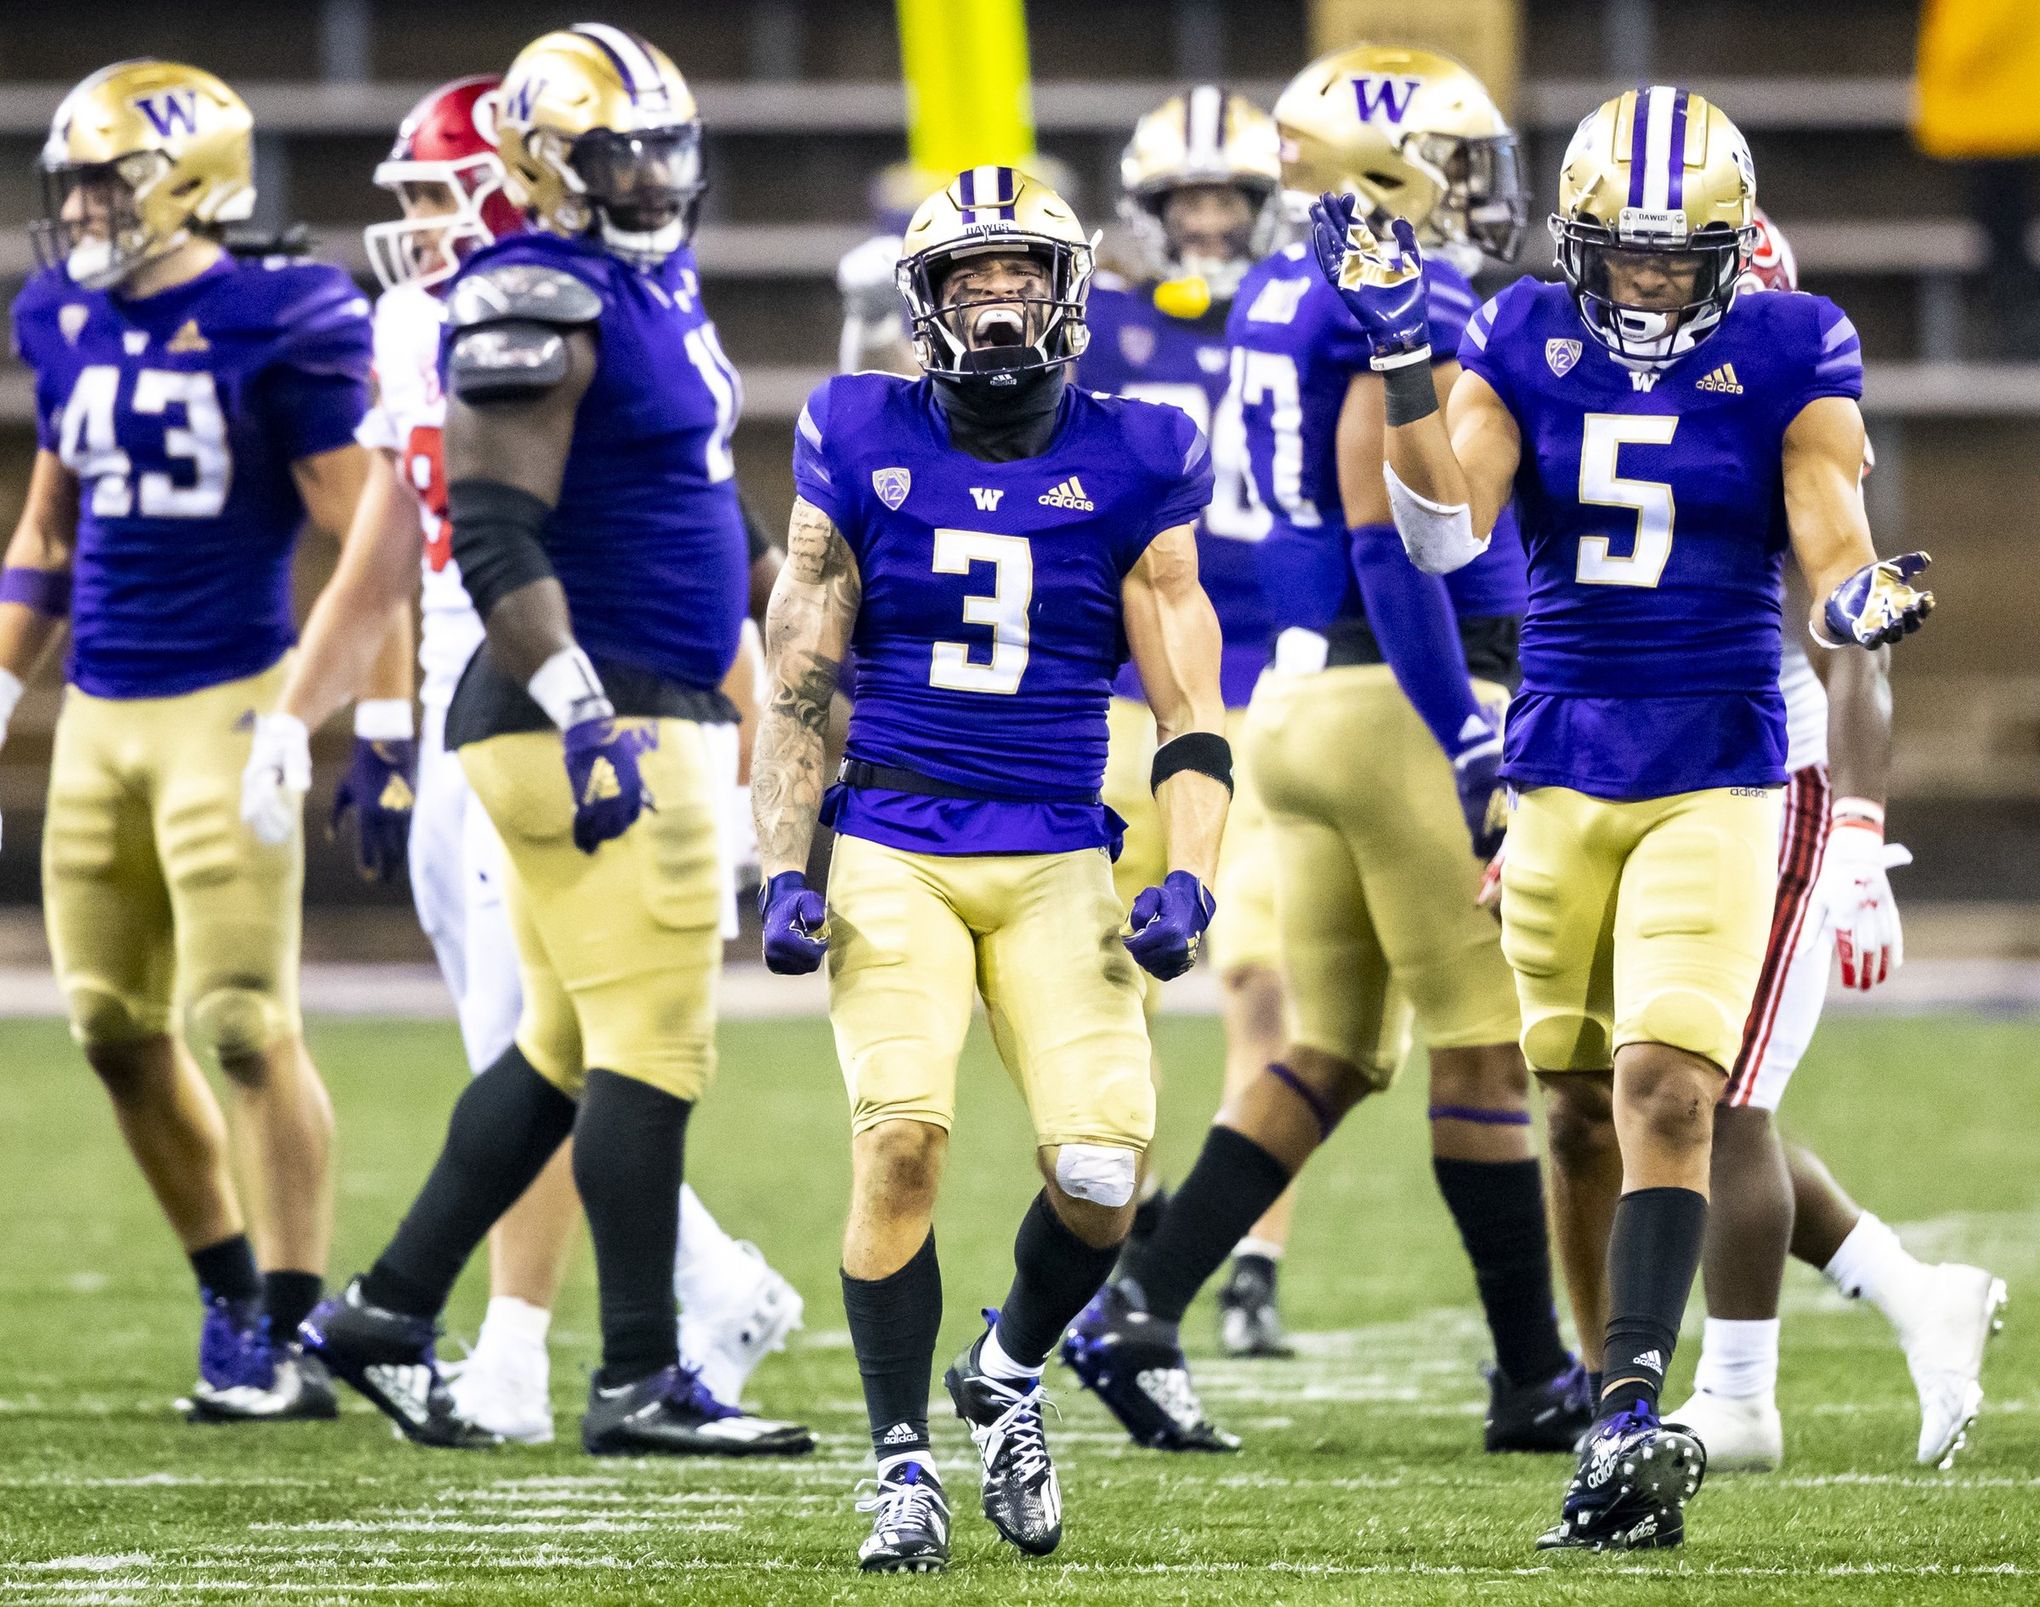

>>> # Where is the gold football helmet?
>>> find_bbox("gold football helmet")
[495,23,704,267]
[897,166,1098,382]
[1118,87,1282,299]
[1273,44,1526,271]
[34,59,255,289]
[1552,86,1757,366]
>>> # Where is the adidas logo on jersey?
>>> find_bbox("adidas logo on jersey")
[1038,475,1094,511]
[1696,361,1744,394]
[167,318,210,354]
[970,487,1005,511]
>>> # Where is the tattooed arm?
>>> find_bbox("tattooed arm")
[752,495,863,876]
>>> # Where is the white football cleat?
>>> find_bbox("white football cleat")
[679,1241,804,1405]
[1900,1264,2007,1467]
[446,1336,555,1446]
[1663,1388,1782,1473]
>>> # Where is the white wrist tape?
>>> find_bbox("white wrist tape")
[1054,1143,1138,1209]
[1383,460,1486,575]
[0,666,23,738]
[353,699,416,741]
[527,645,612,729]
[1831,795,1886,832]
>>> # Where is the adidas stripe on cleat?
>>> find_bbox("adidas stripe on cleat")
[1538,1402,1706,1552]
[857,1460,951,1573]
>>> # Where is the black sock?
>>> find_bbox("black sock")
[843,1231,943,1461]
[1432,1156,1571,1387]
[190,1233,260,1304]
[263,1270,324,1340]
[1124,1126,1293,1325]
[1599,1186,1709,1419]
[1589,1370,1603,1400]
[364,1045,576,1318]
[993,1191,1123,1370]
[573,1069,689,1388]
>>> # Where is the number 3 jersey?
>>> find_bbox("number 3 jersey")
[11,254,373,698]
[793,372,1213,857]
[1458,277,1864,799]
[1077,277,1270,705]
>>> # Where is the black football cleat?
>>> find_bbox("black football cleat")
[945,1321,1062,1556]
[1216,1256,1295,1359]
[1061,1281,1238,1452]
[856,1460,950,1573]
[1485,1357,1595,1453]
[1537,1401,1706,1552]
[299,1278,500,1449]
[582,1362,814,1457]
[184,1293,340,1423]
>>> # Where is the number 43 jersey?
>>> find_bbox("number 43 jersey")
[12,254,373,699]
[1459,277,1863,800]
[793,372,1213,857]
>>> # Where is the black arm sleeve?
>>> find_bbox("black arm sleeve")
[448,478,557,622]
[739,490,773,563]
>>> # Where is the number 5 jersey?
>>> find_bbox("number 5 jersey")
[12,253,373,697]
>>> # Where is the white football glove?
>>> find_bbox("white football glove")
[241,712,312,847]
[1819,806,1911,991]
[836,234,905,325]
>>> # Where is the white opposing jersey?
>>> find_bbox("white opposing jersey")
[1778,632,1828,774]
[359,281,485,706]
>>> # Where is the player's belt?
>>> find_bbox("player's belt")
[836,760,1101,806]
[1323,613,1524,690]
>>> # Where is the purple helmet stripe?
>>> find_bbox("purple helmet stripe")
[995,164,1016,221]
[575,26,640,102]
[1627,89,1650,208]
[959,166,977,209]
[1667,89,1690,210]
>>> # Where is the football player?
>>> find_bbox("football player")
[754,168,1228,1571]
[1665,211,2005,1472]
[1081,87,1297,1356]
[240,74,803,1443]
[297,24,810,1460]
[1317,88,1936,1547]
[0,60,386,1420]
[1068,47,1587,1457]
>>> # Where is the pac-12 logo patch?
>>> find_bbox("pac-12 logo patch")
[1545,338,1582,377]
[872,467,912,509]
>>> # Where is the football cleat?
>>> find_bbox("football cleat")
[1537,1402,1705,1552]
[679,1240,805,1406]
[581,1362,814,1457]
[1484,1357,1595,1454]
[184,1294,340,1423]
[1663,1387,1783,1472]
[299,1279,501,1449]
[1901,1264,2007,1468]
[1061,1281,1239,1452]
[444,1338,555,1446]
[1216,1257,1295,1359]
[856,1460,951,1573]
[945,1319,1062,1556]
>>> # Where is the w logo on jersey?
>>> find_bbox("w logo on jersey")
[1351,75,1422,125]
[970,487,1004,511]
[133,89,200,140]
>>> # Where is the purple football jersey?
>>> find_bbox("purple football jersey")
[443,233,749,693]
[793,373,1213,856]
[1459,277,1864,799]
[12,254,372,698]
[1228,245,1524,631]
[1079,279,1270,705]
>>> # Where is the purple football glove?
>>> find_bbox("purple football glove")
[562,716,652,854]
[1819,551,1935,648]
[1124,869,1217,981]
[1449,717,1509,861]
[330,737,416,884]
[1309,191,1431,365]
[759,870,828,974]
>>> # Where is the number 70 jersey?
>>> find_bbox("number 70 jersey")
[792,372,1213,857]
[1458,276,1864,800]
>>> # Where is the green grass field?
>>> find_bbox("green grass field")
[0,1009,2034,1604]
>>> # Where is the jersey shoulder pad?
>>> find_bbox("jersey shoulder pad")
[9,266,74,367]
[447,262,602,332]
[1108,389,1209,480]
[1461,274,1547,365]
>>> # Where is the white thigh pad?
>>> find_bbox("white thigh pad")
[1055,1143,1138,1208]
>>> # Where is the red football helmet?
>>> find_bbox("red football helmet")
[364,75,522,291]
[1738,207,1799,294]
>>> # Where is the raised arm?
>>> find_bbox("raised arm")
[0,449,79,744]
[1119,522,1230,978]
[751,495,861,974]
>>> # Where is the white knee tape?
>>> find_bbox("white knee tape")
[1055,1143,1138,1208]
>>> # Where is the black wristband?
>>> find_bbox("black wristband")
[448,478,557,621]
[1379,352,1440,428]
[1151,731,1234,795]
